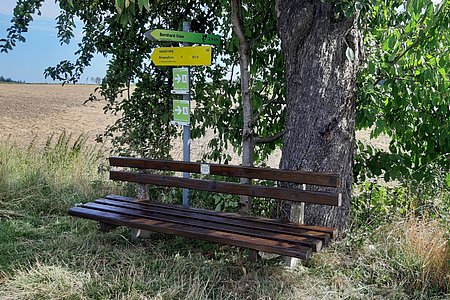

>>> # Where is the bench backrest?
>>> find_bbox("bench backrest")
[109,157,342,207]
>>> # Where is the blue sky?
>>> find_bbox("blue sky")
[0,0,108,83]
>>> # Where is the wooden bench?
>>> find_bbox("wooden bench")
[69,156,341,260]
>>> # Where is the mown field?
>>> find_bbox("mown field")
[0,83,448,299]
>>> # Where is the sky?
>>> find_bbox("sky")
[0,0,108,83]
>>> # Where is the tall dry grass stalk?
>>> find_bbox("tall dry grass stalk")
[0,132,114,215]
[0,263,90,300]
[392,216,449,291]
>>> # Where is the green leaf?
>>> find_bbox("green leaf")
[115,0,124,14]
[137,0,144,11]
[143,0,150,11]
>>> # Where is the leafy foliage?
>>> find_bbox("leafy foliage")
[357,0,450,184]
[1,0,449,187]
[0,0,43,53]
[1,0,285,163]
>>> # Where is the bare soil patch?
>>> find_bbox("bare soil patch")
[0,83,116,148]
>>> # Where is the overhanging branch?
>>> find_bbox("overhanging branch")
[255,130,284,144]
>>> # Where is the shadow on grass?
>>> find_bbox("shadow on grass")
[0,216,298,300]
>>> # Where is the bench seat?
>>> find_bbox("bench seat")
[69,194,337,260]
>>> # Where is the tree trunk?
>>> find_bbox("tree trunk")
[231,0,254,215]
[275,0,362,233]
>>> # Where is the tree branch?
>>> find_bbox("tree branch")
[255,130,284,144]
[231,0,250,52]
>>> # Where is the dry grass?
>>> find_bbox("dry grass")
[0,129,448,299]
[0,263,90,300]
[395,217,449,291]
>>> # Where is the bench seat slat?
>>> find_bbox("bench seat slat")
[89,199,323,251]
[101,196,332,244]
[106,195,338,239]
[109,157,340,187]
[69,206,313,259]
[110,171,342,207]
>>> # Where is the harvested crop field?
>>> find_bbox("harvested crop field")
[0,83,117,148]
[0,83,386,167]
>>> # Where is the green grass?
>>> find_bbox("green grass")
[0,133,448,299]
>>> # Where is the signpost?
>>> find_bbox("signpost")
[145,23,219,208]
[151,46,212,66]
[172,68,189,94]
[172,99,190,125]
[145,29,220,45]
[181,22,191,208]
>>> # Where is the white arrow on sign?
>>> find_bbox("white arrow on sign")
[175,106,182,115]
[175,74,182,84]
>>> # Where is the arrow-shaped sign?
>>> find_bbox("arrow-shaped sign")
[172,68,189,95]
[145,29,220,45]
[172,99,190,125]
[151,46,211,66]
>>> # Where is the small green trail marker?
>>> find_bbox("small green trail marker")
[145,29,220,45]
[172,99,190,125]
[172,68,189,94]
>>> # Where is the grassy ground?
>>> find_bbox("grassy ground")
[0,135,448,299]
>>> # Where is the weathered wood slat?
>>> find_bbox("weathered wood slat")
[110,171,342,207]
[92,199,324,250]
[103,195,333,243]
[84,200,323,251]
[107,195,338,239]
[109,157,340,187]
[69,206,313,259]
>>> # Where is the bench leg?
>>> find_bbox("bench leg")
[284,257,300,269]
[248,249,261,262]
[283,197,304,269]
[98,222,118,233]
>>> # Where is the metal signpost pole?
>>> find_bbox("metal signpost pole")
[182,21,191,208]
[146,23,217,207]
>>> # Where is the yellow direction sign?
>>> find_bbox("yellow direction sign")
[151,46,212,66]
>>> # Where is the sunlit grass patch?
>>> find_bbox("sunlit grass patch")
[0,132,114,216]
[386,217,449,292]
[0,263,90,300]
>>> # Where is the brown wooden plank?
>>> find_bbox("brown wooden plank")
[109,157,340,187]
[105,195,338,239]
[98,197,331,244]
[110,171,342,207]
[68,206,312,259]
[92,199,324,250]
[85,201,323,251]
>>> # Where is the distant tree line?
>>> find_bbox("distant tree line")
[86,76,102,85]
[0,75,25,83]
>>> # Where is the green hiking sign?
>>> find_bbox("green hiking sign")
[145,29,220,45]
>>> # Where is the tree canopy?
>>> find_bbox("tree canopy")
[1,0,449,190]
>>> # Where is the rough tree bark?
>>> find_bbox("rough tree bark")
[275,0,362,233]
[231,0,254,215]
